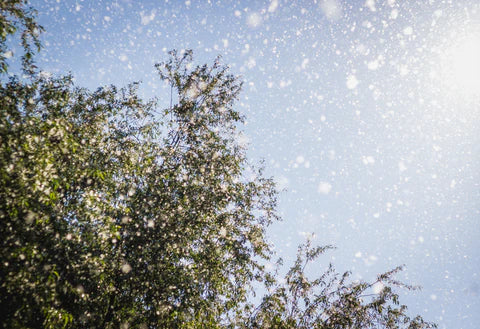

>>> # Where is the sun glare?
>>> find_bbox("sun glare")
[441,33,480,97]
[451,35,480,91]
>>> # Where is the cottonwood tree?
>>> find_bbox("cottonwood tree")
[242,242,436,329]
[0,2,436,329]
[1,50,278,328]
[0,0,43,74]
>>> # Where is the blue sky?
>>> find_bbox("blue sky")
[25,0,480,327]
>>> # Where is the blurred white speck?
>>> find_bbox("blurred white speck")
[301,58,309,69]
[39,71,52,78]
[346,74,359,89]
[367,60,379,70]
[320,0,343,21]
[318,182,332,194]
[372,281,385,294]
[246,57,256,69]
[296,155,305,164]
[450,179,456,188]
[119,54,128,62]
[268,0,279,13]
[299,231,316,239]
[121,263,132,274]
[364,254,378,266]
[140,10,156,25]
[236,132,249,148]
[26,211,35,224]
[246,12,262,28]
[219,227,227,237]
[390,8,399,19]
[362,156,375,165]
[279,79,291,88]
[403,26,413,35]
[3,51,13,59]
[399,64,409,76]
[365,0,376,12]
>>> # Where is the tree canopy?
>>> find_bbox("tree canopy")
[0,2,436,328]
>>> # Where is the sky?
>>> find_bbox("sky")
[22,0,480,328]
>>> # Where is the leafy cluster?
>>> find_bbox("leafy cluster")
[1,49,278,328]
[244,242,436,329]
[0,2,436,329]
[0,0,43,74]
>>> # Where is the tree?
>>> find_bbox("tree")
[0,2,436,329]
[0,0,43,74]
[243,242,436,329]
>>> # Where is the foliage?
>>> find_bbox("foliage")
[243,241,436,329]
[1,50,278,328]
[0,0,43,74]
[0,2,436,329]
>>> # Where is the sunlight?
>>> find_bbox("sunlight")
[441,33,480,97]
[450,35,480,93]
